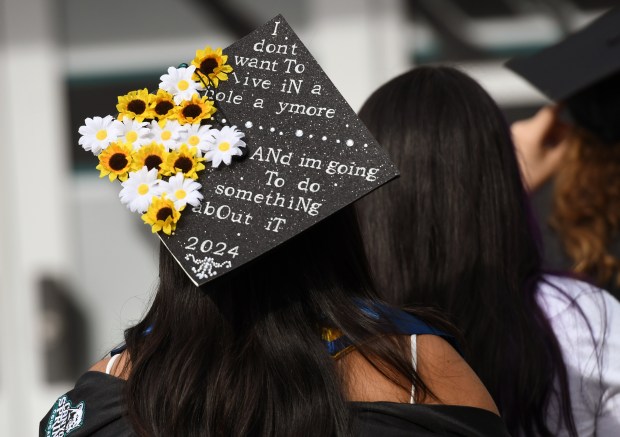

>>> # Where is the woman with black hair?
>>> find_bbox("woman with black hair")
[41,208,506,436]
[357,66,620,436]
[40,15,508,435]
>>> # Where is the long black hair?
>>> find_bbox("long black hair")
[122,207,436,436]
[357,66,577,436]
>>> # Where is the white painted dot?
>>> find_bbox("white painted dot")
[279,131,283,135]
[240,177,244,180]
[309,134,313,138]
[295,129,303,137]
[334,183,338,187]
[270,127,275,132]
[336,139,341,143]
[346,124,349,127]
[346,139,354,147]
[237,233,241,236]
[363,143,368,148]
[259,126,263,130]
[245,121,253,128]
[322,136,327,141]
[222,118,227,123]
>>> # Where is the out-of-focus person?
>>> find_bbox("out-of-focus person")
[508,7,620,298]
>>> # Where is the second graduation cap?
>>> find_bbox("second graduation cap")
[78,15,399,286]
[506,7,620,102]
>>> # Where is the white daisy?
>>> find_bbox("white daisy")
[204,126,246,168]
[159,65,204,105]
[119,167,162,213]
[149,120,187,150]
[78,115,120,155]
[113,117,152,150]
[178,123,215,156]
[160,172,203,211]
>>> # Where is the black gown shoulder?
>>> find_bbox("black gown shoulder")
[41,371,509,437]
[351,402,509,436]
[40,372,132,437]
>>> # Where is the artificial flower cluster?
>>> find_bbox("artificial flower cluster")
[78,47,245,235]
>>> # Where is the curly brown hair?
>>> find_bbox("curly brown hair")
[551,127,620,287]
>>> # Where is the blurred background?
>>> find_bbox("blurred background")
[0,0,614,434]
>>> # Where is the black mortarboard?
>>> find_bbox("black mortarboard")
[78,15,399,286]
[506,7,620,102]
[506,7,620,143]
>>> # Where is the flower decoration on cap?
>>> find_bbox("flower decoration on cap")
[205,125,246,168]
[119,167,162,213]
[117,89,154,122]
[164,144,205,180]
[115,117,152,150]
[159,65,204,105]
[192,46,233,88]
[97,142,134,182]
[174,95,216,125]
[78,116,120,155]
[180,123,216,156]
[142,195,181,235]
[132,142,168,175]
[160,173,203,211]
[149,120,187,150]
[150,89,177,120]
[77,45,247,235]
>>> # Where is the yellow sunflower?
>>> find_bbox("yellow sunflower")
[132,142,168,176]
[117,88,154,122]
[96,142,134,181]
[163,144,205,180]
[173,95,216,125]
[191,46,233,87]
[150,89,176,120]
[141,195,181,235]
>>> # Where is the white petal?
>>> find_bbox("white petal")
[211,155,222,168]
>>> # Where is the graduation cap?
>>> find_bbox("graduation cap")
[78,15,399,286]
[506,7,620,143]
[506,7,620,101]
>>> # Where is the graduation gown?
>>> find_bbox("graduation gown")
[40,371,509,436]
[40,308,509,436]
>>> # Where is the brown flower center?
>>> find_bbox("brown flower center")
[127,99,146,114]
[144,155,163,171]
[109,153,129,171]
[174,157,194,173]
[154,100,174,116]
[156,207,173,221]
[200,57,219,74]
[182,104,202,119]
